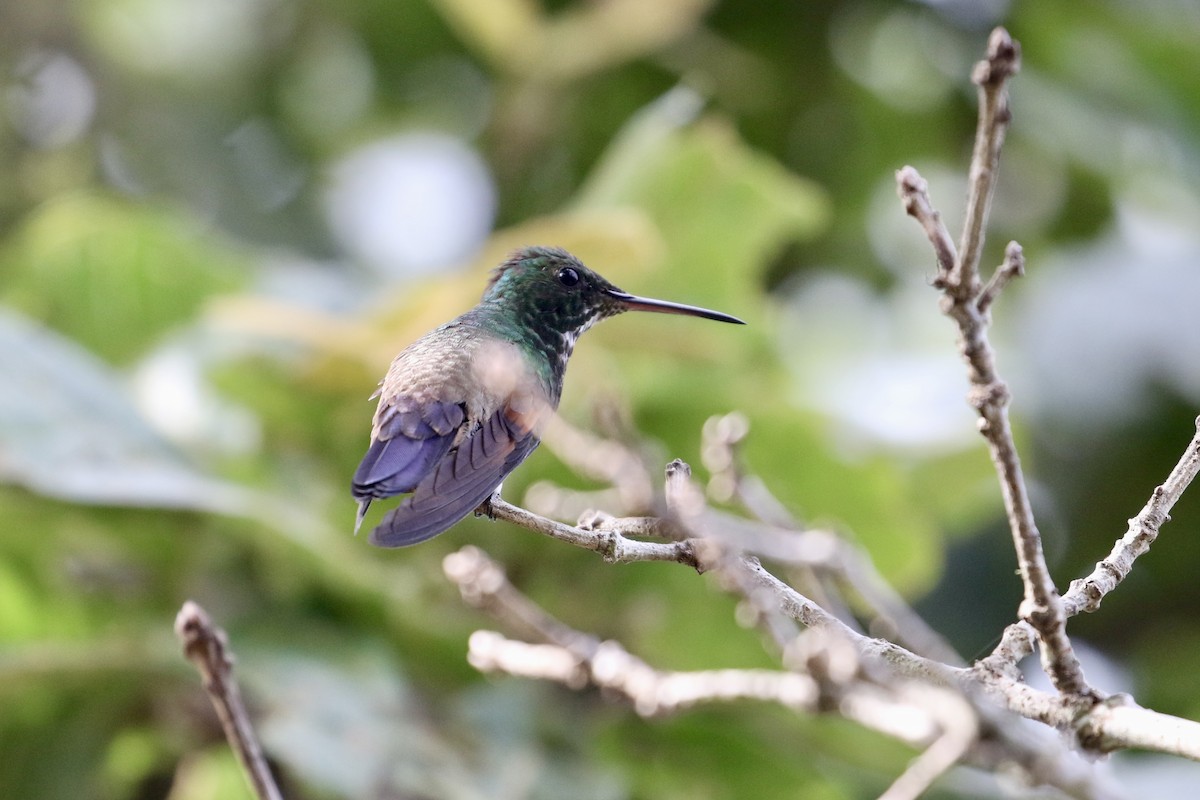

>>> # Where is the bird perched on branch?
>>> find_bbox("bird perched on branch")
[352,246,744,547]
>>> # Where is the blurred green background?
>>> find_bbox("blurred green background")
[3,0,1200,797]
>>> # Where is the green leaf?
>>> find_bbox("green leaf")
[2,192,247,365]
[575,89,829,308]
[0,308,254,515]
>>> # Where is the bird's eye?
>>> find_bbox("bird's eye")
[557,267,580,287]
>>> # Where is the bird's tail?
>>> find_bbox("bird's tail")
[354,499,371,534]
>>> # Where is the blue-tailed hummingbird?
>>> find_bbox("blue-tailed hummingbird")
[353,246,744,546]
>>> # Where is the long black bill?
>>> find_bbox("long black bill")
[608,290,745,325]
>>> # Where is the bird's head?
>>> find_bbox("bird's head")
[483,246,743,339]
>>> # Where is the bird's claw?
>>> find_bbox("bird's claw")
[475,489,500,520]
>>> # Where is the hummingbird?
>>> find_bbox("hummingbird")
[352,246,744,547]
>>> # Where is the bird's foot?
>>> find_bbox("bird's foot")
[475,487,502,520]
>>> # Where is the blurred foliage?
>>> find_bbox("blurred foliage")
[3,0,1200,798]
[2,192,250,364]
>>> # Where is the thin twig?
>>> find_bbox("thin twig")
[466,632,590,688]
[702,412,963,666]
[974,621,1034,683]
[897,27,1091,700]
[981,389,1200,676]
[445,546,943,745]
[444,538,1132,796]
[474,486,1148,792]
[1065,416,1200,616]
[480,493,701,570]
[481,452,1200,771]
[468,630,827,719]
[537,413,656,513]
[174,601,283,800]
[443,545,602,654]
[976,242,1025,316]
[662,459,801,650]
[895,167,958,279]
[741,559,960,686]
[955,27,1020,296]
[878,685,978,800]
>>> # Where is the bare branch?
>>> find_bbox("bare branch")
[443,545,602,654]
[981,408,1200,674]
[446,546,950,748]
[896,27,1090,699]
[471,483,1176,793]
[444,538,1138,796]
[1065,416,1200,616]
[527,412,656,519]
[466,631,590,688]
[576,510,669,538]
[741,558,961,686]
[174,601,283,800]
[480,493,702,570]
[479,444,1200,776]
[956,27,1020,297]
[1077,696,1200,761]
[974,621,1034,683]
[986,677,1200,763]
[896,166,958,280]
[661,459,804,650]
[469,630,828,719]
[878,685,978,800]
[702,412,795,527]
[701,412,963,665]
[664,457,705,525]
[976,241,1025,316]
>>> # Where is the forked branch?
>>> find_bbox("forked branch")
[897,27,1092,700]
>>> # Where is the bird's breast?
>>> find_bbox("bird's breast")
[462,337,548,419]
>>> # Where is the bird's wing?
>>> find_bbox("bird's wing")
[352,399,466,501]
[368,400,541,548]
